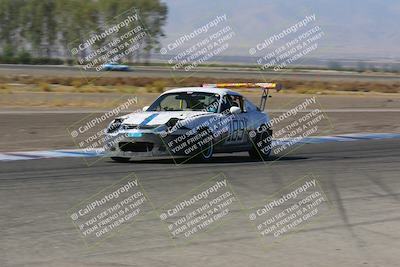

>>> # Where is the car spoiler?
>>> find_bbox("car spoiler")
[202,82,282,110]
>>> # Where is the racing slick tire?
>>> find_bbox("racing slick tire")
[248,126,272,161]
[111,157,131,163]
[193,127,214,162]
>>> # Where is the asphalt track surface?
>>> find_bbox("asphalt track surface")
[1,139,400,267]
[1,64,400,82]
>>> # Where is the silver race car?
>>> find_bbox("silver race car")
[105,83,280,162]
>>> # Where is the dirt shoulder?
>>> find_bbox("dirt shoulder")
[1,90,400,110]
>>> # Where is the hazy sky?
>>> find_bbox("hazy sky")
[160,0,400,59]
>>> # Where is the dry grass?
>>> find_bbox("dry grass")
[281,80,400,94]
[71,79,85,88]
[0,96,124,108]
[38,82,52,92]
[145,80,168,93]
[0,83,13,94]
[0,75,399,94]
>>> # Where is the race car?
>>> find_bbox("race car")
[102,62,130,71]
[105,83,280,162]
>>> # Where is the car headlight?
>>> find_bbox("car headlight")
[106,118,123,133]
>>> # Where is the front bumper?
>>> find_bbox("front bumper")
[104,127,213,159]
[104,131,172,158]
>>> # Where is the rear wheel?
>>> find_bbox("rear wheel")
[248,127,272,160]
[111,157,131,163]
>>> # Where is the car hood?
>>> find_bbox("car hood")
[121,111,211,126]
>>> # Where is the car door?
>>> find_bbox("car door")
[220,94,249,146]
[243,98,267,131]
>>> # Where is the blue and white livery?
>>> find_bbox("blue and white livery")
[105,83,278,162]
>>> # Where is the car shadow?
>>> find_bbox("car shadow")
[109,154,308,165]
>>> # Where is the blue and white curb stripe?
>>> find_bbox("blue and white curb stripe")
[0,133,399,162]
[272,133,400,145]
[0,149,101,161]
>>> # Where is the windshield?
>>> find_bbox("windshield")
[147,92,220,112]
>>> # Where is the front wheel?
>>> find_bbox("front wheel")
[111,157,131,163]
[194,128,214,161]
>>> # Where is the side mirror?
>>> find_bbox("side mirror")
[229,106,241,114]
[142,106,149,111]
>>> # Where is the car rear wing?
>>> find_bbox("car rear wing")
[202,82,282,110]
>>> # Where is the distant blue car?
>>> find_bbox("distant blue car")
[103,62,130,71]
